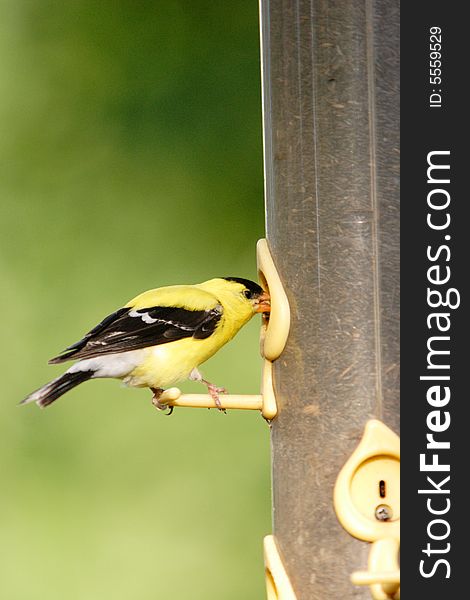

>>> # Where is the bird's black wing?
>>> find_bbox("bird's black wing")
[49,305,223,364]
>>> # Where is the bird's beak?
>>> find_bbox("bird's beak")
[255,291,271,313]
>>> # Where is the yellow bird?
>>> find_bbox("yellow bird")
[22,277,270,411]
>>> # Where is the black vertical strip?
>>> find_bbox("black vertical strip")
[402,4,466,596]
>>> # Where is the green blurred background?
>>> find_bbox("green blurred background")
[0,2,269,598]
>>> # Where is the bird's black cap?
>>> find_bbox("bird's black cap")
[223,277,264,295]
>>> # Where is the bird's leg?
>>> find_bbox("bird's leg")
[204,382,228,413]
[150,387,173,416]
[188,368,227,412]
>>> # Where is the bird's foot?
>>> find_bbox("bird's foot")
[188,370,227,412]
[203,380,228,413]
[151,387,173,416]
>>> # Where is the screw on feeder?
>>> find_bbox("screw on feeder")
[375,504,393,522]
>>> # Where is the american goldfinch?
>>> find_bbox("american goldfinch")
[22,277,270,411]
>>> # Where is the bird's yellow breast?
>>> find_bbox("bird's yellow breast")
[124,313,248,389]
[125,337,212,388]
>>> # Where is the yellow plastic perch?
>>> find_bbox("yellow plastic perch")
[158,388,263,411]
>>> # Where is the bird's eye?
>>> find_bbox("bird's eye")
[243,289,253,299]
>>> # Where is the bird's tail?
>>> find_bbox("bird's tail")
[21,370,93,408]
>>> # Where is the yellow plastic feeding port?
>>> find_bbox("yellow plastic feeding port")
[334,420,400,600]
[156,239,290,420]
[256,239,290,362]
[264,535,297,600]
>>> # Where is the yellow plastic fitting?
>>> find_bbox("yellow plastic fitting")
[264,535,298,600]
[334,420,400,599]
[261,359,277,420]
[257,239,290,362]
[158,358,277,420]
[158,388,262,411]
[352,537,400,599]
